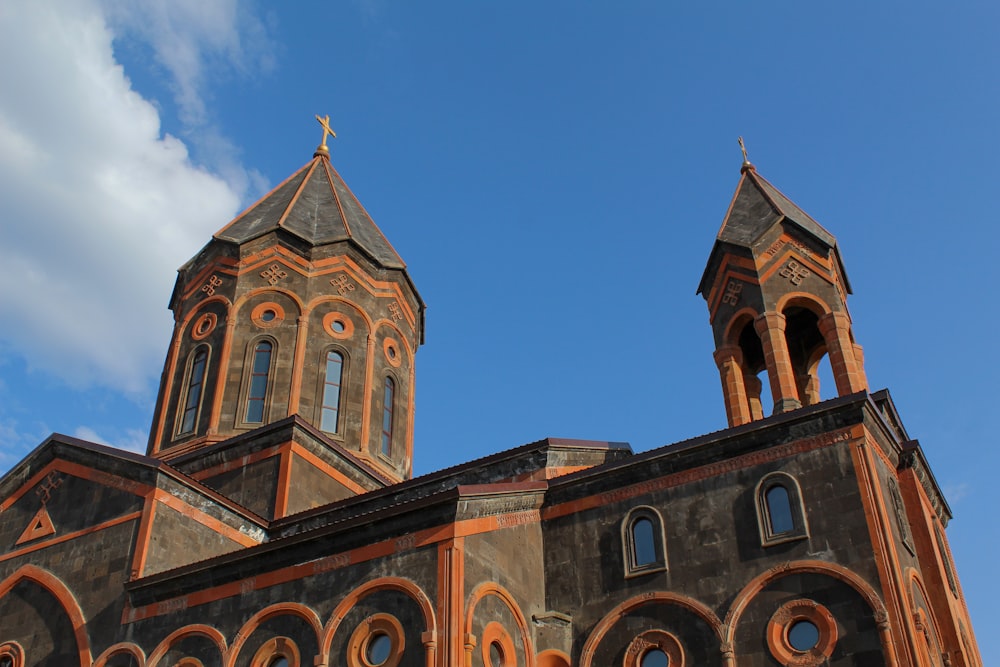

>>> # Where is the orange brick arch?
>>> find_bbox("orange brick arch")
[464,582,535,667]
[225,602,323,667]
[723,560,893,666]
[578,590,723,667]
[146,624,227,667]
[321,576,437,663]
[93,642,146,667]
[0,564,92,666]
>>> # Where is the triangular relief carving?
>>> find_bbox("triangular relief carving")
[16,505,56,545]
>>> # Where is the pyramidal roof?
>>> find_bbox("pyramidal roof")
[698,163,850,295]
[214,155,405,269]
[715,167,836,249]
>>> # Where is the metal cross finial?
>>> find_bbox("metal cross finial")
[315,114,336,154]
[738,136,755,172]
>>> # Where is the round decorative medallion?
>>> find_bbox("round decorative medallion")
[191,312,218,340]
[323,311,355,339]
[624,630,683,667]
[766,599,838,666]
[383,337,402,367]
[251,302,285,328]
[481,622,515,667]
[347,614,405,667]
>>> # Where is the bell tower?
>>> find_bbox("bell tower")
[147,117,424,497]
[697,143,867,427]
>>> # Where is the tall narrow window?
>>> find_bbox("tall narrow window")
[320,351,344,434]
[381,376,395,457]
[245,341,272,423]
[765,484,794,534]
[622,506,667,577]
[755,472,809,546]
[631,517,656,567]
[179,347,208,434]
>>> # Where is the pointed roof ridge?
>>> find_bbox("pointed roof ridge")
[273,156,322,230]
[213,159,314,242]
[746,169,836,248]
[211,154,406,270]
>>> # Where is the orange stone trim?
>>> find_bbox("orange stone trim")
[758,248,833,287]
[346,613,405,667]
[0,565,92,665]
[623,629,685,667]
[765,598,838,666]
[536,649,571,667]
[130,492,157,578]
[722,559,893,666]
[0,460,150,513]
[93,642,147,667]
[320,577,437,661]
[289,442,369,496]
[146,624,227,667]
[464,582,535,667]
[227,603,322,667]
[707,263,760,323]
[850,439,915,667]
[150,487,261,548]
[0,511,140,567]
[0,642,25,667]
[579,591,723,667]
[543,429,854,521]
[15,505,56,545]
[755,311,802,412]
[187,445,282,480]
[481,621,516,667]
[438,539,465,667]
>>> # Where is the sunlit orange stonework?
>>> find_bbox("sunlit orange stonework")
[0,135,981,667]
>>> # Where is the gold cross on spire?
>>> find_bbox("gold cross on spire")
[315,114,336,156]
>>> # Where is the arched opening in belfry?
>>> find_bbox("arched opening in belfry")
[736,318,768,418]
[782,306,833,406]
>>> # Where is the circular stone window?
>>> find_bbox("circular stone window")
[767,599,838,666]
[383,337,403,367]
[481,622,515,667]
[191,312,218,340]
[251,302,285,328]
[625,630,683,667]
[323,311,355,339]
[347,614,404,667]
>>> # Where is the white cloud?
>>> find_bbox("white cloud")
[0,1,255,394]
[100,0,272,195]
[72,425,146,454]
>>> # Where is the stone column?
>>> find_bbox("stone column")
[744,373,764,421]
[754,312,802,413]
[714,345,752,427]
[818,311,867,395]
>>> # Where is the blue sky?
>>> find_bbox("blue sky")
[0,1,997,662]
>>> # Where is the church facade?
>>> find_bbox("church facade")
[0,133,982,667]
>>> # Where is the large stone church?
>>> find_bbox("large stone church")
[0,126,982,667]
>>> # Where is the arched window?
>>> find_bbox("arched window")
[178,347,209,435]
[381,376,395,457]
[245,340,273,423]
[765,484,794,534]
[755,472,809,546]
[621,506,667,577]
[320,350,344,434]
